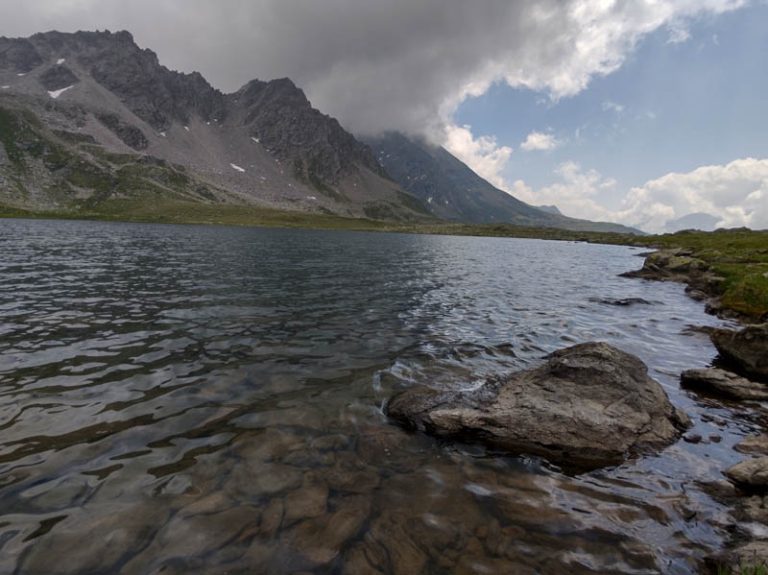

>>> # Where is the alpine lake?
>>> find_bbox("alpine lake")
[0,218,757,574]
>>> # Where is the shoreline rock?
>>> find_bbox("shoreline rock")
[711,324,768,382]
[386,342,690,471]
[620,248,731,319]
[726,458,768,493]
[622,248,768,571]
[681,368,768,401]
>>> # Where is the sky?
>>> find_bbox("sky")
[1,0,766,232]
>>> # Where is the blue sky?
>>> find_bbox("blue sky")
[448,3,768,230]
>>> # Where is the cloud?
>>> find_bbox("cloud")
[601,101,625,114]
[443,125,513,190]
[511,158,768,232]
[520,131,562,152]
[667,24,692,44]
[510,162,621,221]
[0,0,747,137]
[623,158,768,232]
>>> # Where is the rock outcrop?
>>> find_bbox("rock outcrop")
[620,248,725,298]
[386,342,690,470]
[96,113,148,150]
[0,30,429,221]
[38,64,79,91]
[233,78,384,185]
[711,324,768,382]
[681,368,768,400]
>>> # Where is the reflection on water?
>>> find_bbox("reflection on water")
[0,218,753,573]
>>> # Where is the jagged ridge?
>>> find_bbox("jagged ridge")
[0,30,428,220]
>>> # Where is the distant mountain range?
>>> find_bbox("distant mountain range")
[364,133,637,233]
[664,212,720,233]
[0,30,638,233]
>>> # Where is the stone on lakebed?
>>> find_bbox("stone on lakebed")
[386,342,691,471]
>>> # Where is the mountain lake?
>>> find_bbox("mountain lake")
[0,218,756,574]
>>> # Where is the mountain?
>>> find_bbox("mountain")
[536,205,562,216]
[0,30,428,220]
[1,30,639,233]
[664,212,720,233]
[364,132,640,233]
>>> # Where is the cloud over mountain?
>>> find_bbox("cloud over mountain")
[0,0,746,138]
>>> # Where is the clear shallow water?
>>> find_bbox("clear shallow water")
[0,218,756,574]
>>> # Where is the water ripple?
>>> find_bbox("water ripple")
[0,219,750,574]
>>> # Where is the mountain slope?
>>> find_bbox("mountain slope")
[364,132,639,233]
[0,30,428,221]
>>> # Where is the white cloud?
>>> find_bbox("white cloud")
[510,162,621,222]
[601,101,625,114]
[667,24,692,44]
[623,158,768,232]
[443,124,513,190]
[520,131,562,152]
[509,158,768,233]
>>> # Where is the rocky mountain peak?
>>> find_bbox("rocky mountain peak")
[17,29,227,130]
[234,77,382,184]
[1,29,428,222]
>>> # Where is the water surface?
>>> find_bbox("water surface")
[0,219,754,574]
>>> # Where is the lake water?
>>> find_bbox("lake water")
[0,219,755,574]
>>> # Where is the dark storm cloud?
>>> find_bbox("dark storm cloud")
[0,0,746,135]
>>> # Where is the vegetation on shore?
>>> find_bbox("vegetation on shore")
[1,199,766,320]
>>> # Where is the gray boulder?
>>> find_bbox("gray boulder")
[387,342,690,470]
[681,368,768,400]
[711,324,768,382]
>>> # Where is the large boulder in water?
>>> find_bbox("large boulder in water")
[711,324,768,382]
[386,342,691,470]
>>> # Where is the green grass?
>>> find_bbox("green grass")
[628,229,768,319]
[717,560,768,575]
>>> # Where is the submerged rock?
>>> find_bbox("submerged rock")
[386,342,690,470]
[711,324,768,382]
[284,495,371,569]
[681,368,768,400]
[588,297,655,307]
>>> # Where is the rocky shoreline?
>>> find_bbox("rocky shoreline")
[385,247,768,573]
[623,248,768,571]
